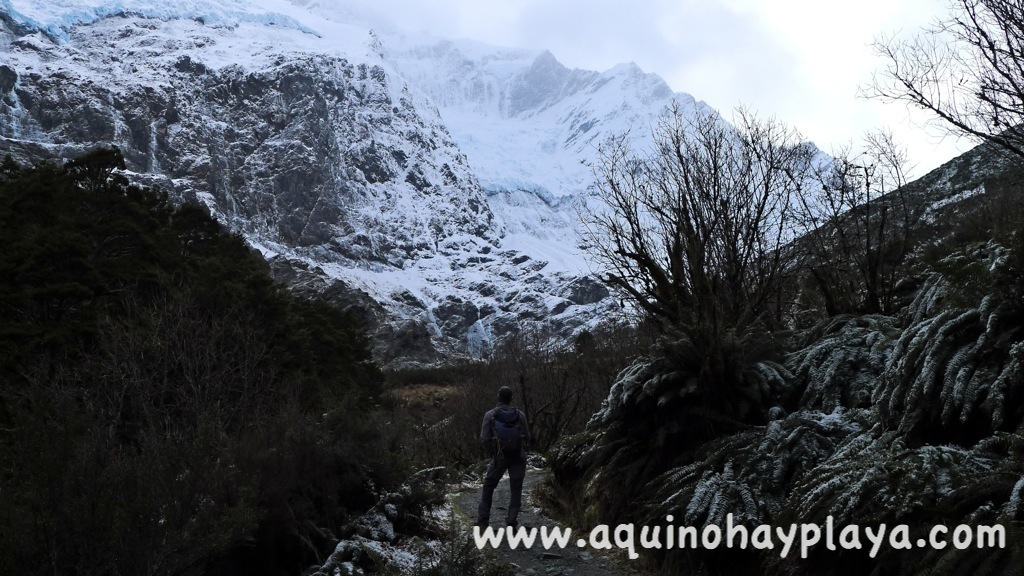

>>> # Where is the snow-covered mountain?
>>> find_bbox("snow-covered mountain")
[0,0,710,364]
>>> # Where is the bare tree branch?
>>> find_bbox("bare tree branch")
[869,0,1024,160]
[581,101,813,333]
[794,130,922,316]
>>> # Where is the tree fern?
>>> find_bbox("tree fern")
[551,234,1024,574]
[551,327,792,527]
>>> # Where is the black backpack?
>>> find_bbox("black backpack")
[492,407,524,459]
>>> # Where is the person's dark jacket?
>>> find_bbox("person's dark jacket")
[480,403,530,459]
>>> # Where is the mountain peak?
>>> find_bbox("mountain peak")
[532,49,560,66]
[607,61,643,75]
[601,61,674,101]
[506,49,586,116]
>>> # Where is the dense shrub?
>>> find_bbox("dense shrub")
[0,149,399,576]
[547,325,790,528]
[547,232,1024,575]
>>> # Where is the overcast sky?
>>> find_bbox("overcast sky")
[352,0,973,178]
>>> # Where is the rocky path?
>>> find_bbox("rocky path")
[454,469,648,576]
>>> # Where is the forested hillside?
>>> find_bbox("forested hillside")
[0,149,404,575]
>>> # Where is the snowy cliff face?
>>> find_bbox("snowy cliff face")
[0,0,703,364]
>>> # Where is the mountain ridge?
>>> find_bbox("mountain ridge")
[0,0,991,366]
[1,1,698,364]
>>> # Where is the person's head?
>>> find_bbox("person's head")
[498,386,513,404]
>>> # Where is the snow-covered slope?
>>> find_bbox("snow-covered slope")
[0,0,707,364]
[381,33,715,269]
[386,38,706,195]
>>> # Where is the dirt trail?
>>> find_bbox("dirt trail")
[454,468,648,576]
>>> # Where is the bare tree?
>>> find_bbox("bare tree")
[795,131,922,316]
[583,101,814,334]
[870,0,1024,159]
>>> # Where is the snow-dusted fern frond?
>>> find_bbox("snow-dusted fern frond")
[906,271,950,324]
[554,326,790,526]
[768,425,1024,574]
[895,434,1024,576]
[650,408,869,529]
[873,242,1024,445]
[684,464,763,526]
[651,428,769,527]
[787,315,899,411]
[788,439,999,528]
[586,359,661,427]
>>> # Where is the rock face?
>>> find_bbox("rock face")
[2,16,490,256]
[0,2,699,365]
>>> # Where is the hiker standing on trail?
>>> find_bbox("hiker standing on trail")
[477,386,530,529]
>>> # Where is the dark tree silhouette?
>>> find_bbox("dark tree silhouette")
[583,101,814,334]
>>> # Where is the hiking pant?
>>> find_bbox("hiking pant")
[477,453,526,526]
